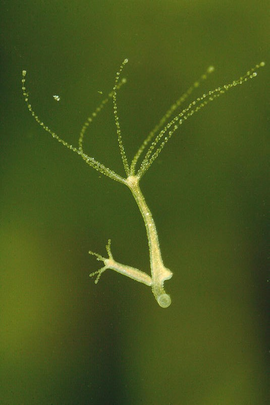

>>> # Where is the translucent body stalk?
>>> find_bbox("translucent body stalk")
[126,175,173,307]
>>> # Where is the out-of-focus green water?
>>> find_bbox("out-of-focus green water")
[1,1,269,404]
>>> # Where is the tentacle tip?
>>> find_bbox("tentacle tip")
[89,270,102,284]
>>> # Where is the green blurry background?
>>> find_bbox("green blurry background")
[1,1,269,404]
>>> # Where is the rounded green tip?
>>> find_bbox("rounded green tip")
[157,294,171,308]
